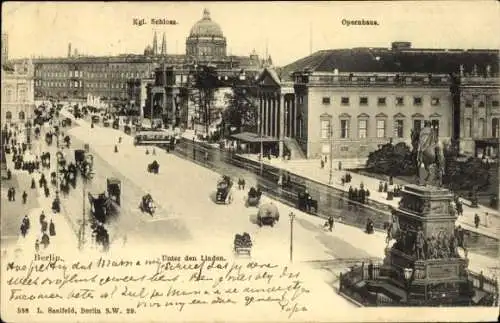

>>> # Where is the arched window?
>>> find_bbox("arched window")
[6,111,12,120]
[19,111,25,120]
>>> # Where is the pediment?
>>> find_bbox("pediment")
[256,68,281,88]
[320,113,332,118]
[429,112,442,118]
[412,113,425,119]
[338,112,351,118]
[393,112,406,119]
[357,113,370,118]
[375,112,388,118]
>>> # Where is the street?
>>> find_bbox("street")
[63,113,499,277]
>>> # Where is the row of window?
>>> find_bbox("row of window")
[322,96,439,106]
[36,80,127,89]
[4,111,26,120]
[320,119,439,140]
[464,99,499,108]
[464,118,500,138]
[36,71,146,79]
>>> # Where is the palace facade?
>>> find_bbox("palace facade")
[26,8,267,112]
[256,42,499,159]
[1,34,35,124]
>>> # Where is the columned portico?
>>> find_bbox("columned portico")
[256,68,299,158]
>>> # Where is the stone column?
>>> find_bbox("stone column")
[273,94,278,137]
[267,95,272,136]
[279,94,285,158]
[259,94,263,135]
[263,93,267,136]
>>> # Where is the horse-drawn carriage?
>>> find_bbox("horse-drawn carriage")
[139,193,156,215]
[234,232,252,256]
[112,119,120,129]
[103,118,110,127]
[297,190,318,214]
[88,178,121,224]
[147,160,160,174]
[257,203,280,227]
[246,187,262,207]
[215,175,233,204]
[124,125,132,135]
[61,117,72,127]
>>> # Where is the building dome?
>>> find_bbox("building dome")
[189,9,224,38]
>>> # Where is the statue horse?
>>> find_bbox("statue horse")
[412,127,445,186]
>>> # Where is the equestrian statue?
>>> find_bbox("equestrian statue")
[411,120,445,187]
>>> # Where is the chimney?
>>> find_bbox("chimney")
[68,43,72,57]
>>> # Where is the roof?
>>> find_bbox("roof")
[279,46,499,81]
[189,9,224,38]
[230,132,278,143]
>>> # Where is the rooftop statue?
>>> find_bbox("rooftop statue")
[411,120,445,187]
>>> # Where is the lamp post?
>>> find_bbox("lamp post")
[289,212,296,262]
[328,127,333,185]
[403,267,414,302]
[258,118,263,176]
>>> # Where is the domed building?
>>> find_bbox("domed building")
[186,9,227,59]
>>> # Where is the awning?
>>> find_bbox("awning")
[230,132,278,143]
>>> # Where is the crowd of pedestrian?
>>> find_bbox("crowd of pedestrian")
[348,182,370,204]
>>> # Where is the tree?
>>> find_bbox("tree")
[223,83,259,134]
[190,65,219,134]
[366,142,415,176]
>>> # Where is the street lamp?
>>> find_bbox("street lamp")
[289,212,296,262]
[328,127,333,185]
[258,118,263,175]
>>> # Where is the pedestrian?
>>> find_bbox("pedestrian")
[114,145,118,153]
[383,182,388,193]
[41,233,50,249]
[41,220,48,233]
[34,239,40,253]
[328,215,335,231]
[49,220,56,236]
[7,188,12,201]
[484,212,489,228]
[23,215,30,231]
[22,191,27,204]
[20,223,27,238]
[474,213,480,228]
[338,161,342,171]
[241,178,246,190]
[320,159,324,169]
[6,169,11,180]
[11,187,15,201]
[40,211,46,224]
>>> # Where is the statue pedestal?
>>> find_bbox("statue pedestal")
[379,184,472,305]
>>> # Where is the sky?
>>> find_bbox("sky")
[2,1,499,66]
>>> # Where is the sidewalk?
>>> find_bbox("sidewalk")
[239,154,499,240]
[4,128,90,256]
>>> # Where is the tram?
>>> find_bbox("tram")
[133,130,174,146]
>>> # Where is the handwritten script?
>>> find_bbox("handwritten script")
[3,254,310,319]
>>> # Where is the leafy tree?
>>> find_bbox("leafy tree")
[190,65,219,134]
[366,142,416,176]
[223,83,259,134]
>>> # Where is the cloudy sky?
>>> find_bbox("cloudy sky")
[3,1,499,66]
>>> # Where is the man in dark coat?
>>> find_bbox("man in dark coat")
[49,220,56,236]
[22,191,28,204]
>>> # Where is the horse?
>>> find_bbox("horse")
[412,128,445,186]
